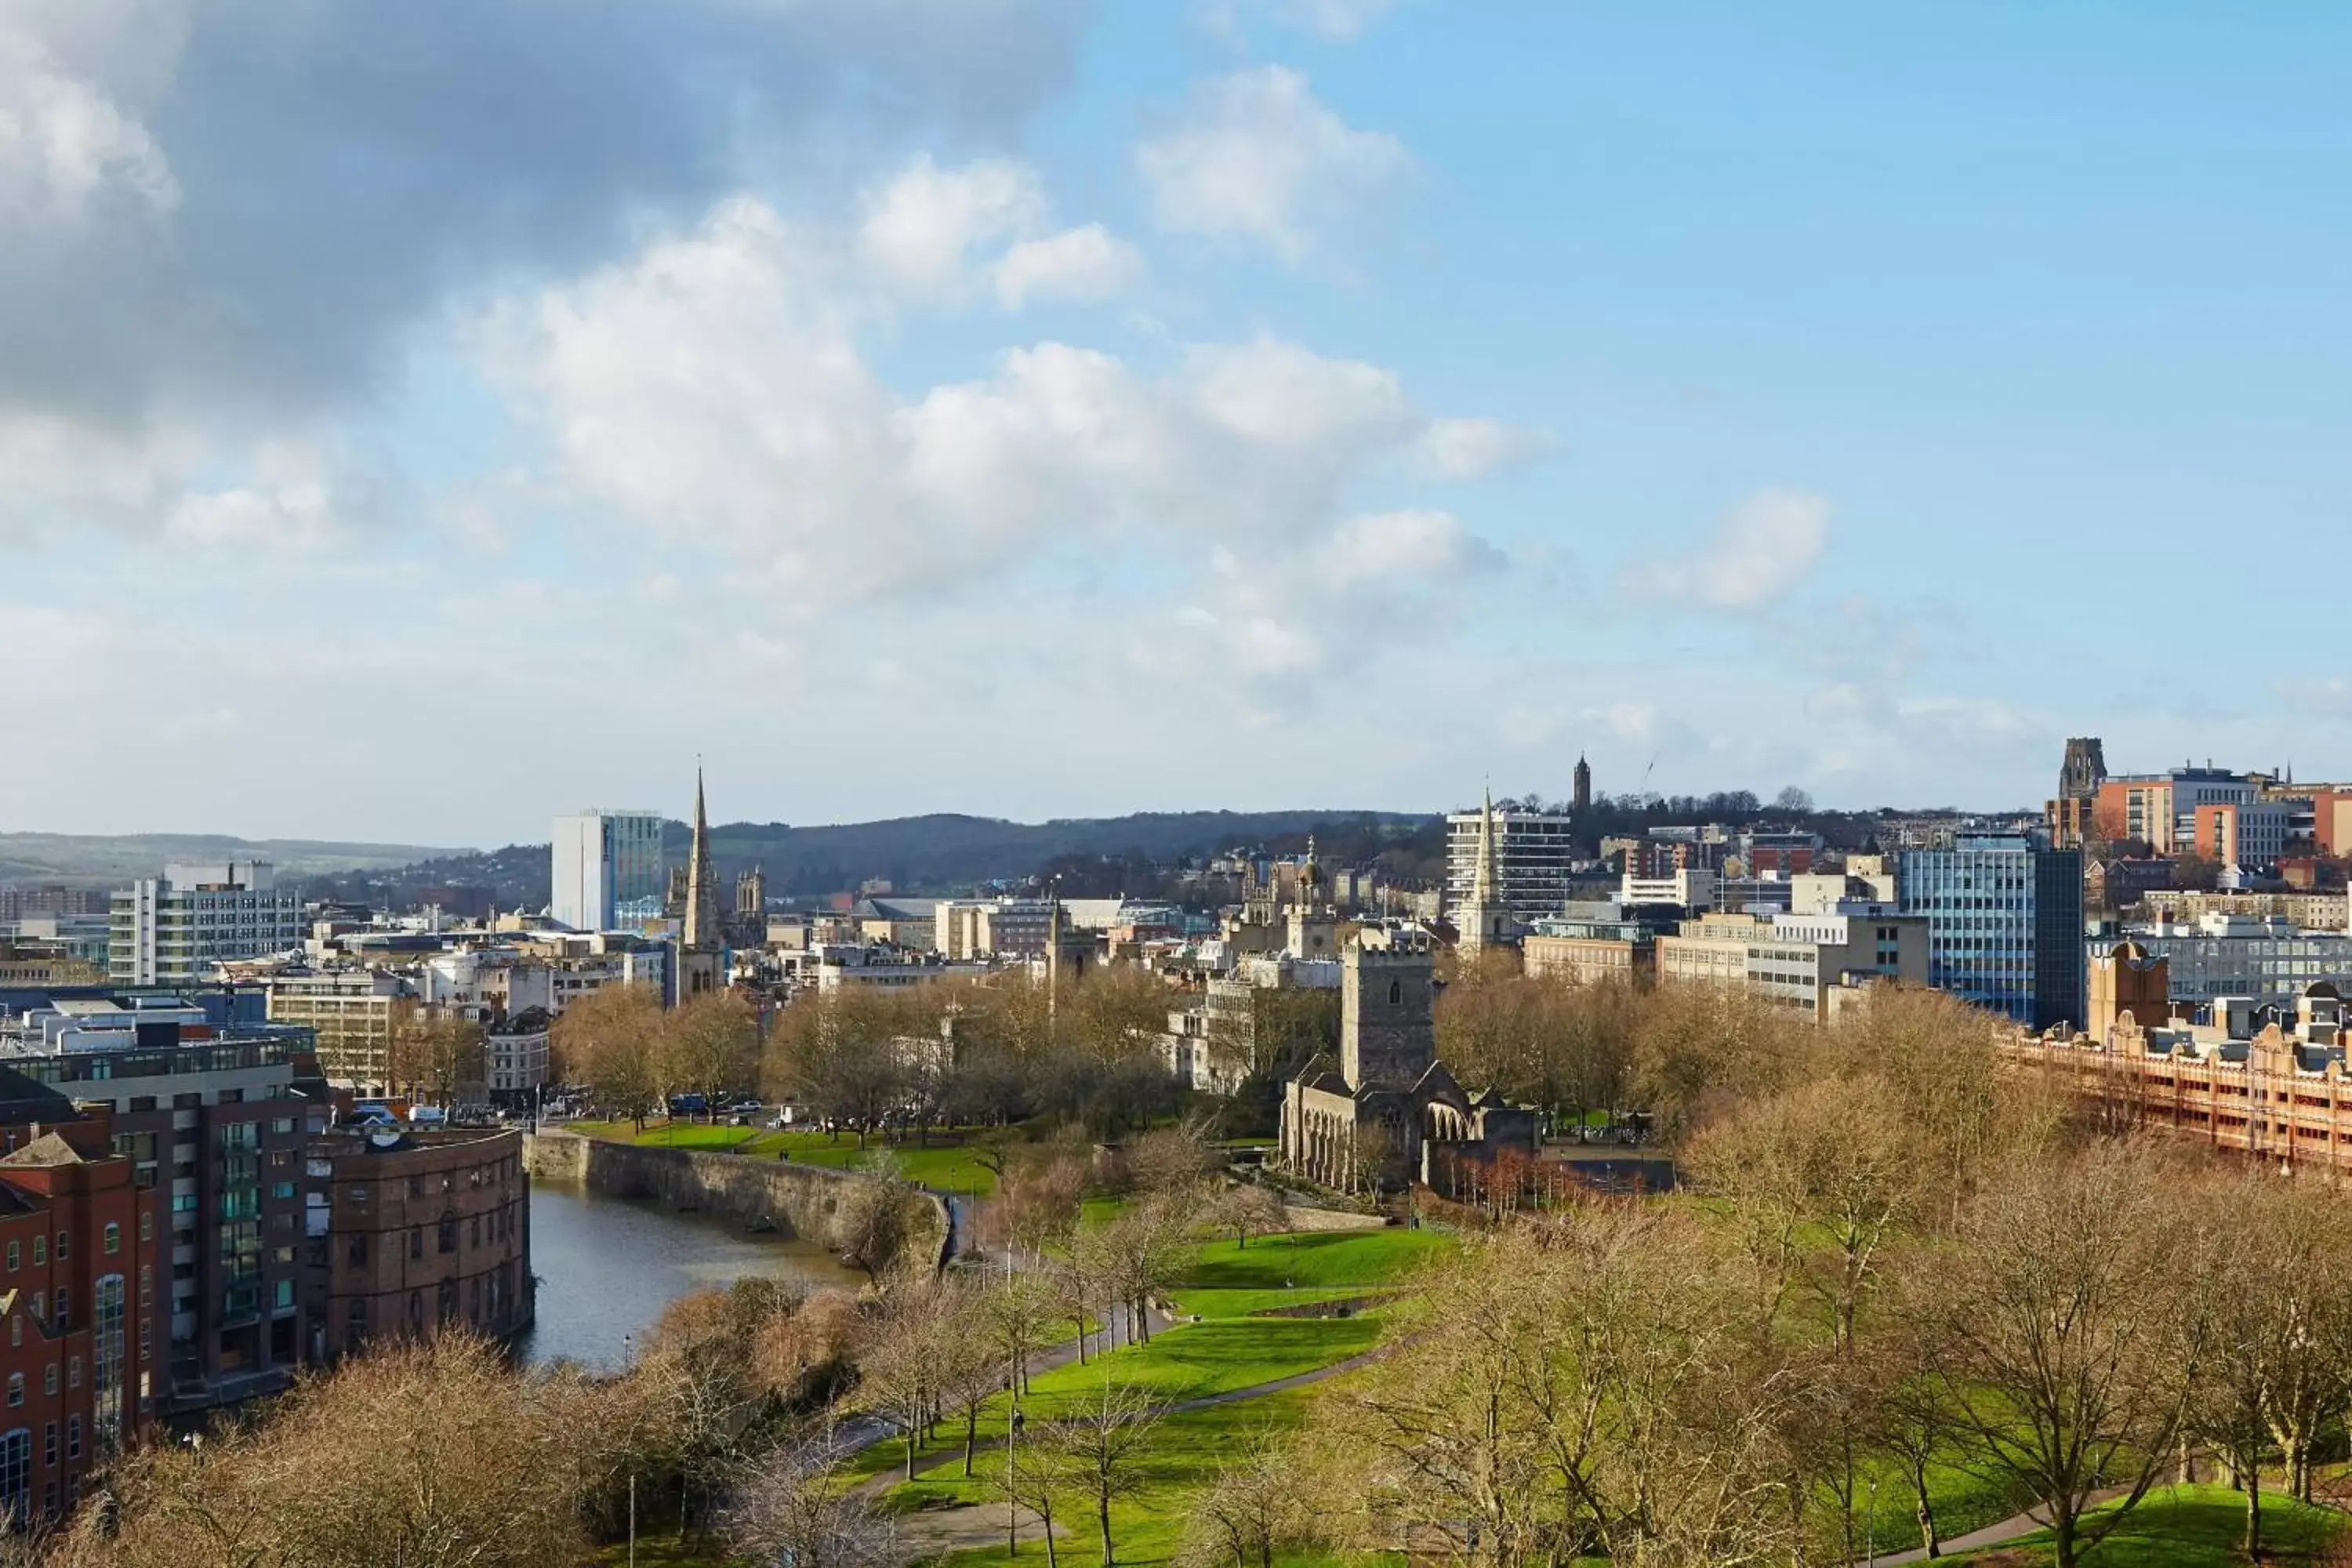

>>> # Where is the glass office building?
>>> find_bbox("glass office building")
[1899,833,2085,1029]
[550,810,666,932]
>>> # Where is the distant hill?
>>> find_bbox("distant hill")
[376,808,1439,909]
[0,832,468,889]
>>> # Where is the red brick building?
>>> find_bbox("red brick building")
[316,1127,531,1357]
[0,1083,155,1526]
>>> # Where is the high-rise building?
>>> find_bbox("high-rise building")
[1445,803,1577,923]
[107,863,304,987]
[549,810,665,931]
[1899,833,2085,1029]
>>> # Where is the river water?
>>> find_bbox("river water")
[519,1176,862,1370]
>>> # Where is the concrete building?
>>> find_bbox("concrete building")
[1521,902,1670,987]
[549,809,666,932]
[314,1127,530,1358]
[1445,804,1578,923]
[1163,956,1340,1094]
[1899,833,2085,1029]
[264,968,407,1095]
[0,943,103,989]
[1653,909,1928,1021]
[108,863,304,987]
[484,1008,550,1109]
[2190,800,2294,873]
[1621,869,1719,910]
[2101,913,2352,1012]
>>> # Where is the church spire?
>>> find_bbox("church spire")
[684,764,721,950]
[1472,785,1499,905]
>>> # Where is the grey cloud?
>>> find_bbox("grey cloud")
[0,0,1092,436]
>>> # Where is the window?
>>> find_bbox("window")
[139,1210,152,1243]
[53,1289,66,1332]
[407,1176,424,1199]
[31,1238,42,1267]
[103,1224,119,1256]
[5,1319,13,1348]
[64,1417,78,1461]
[5,1375,20,1408]
[437,1216,457,1254]
[270,1181,294,1200]
[30,1294,42,1323]
[0,1429,25,1524]
[3,1242,13,1272]
[1388,980,1402,1005]
[53,1232,65,1261]
[42,1425,54,1465]
[270,1118,293,1135]
[41,1366,54,1397]
[347,1183,370,1206]
[408,1230,422,1261]
[66,1358,78,1391]
[347,1235,368,1267]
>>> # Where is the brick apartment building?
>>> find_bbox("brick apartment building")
[0,1073,156,1526]
[318,1127,531,1356]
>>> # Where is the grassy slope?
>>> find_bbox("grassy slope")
[564,1121,1000,1194]
[1956,1484,2339,1566]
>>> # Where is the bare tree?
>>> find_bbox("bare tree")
[662,989,761,1111]
[726,1441,906,1568]
[1211,1184,1287,1250]
[553,982,666,1127]
[1177,1435,1312,1568]
[1034,1375,1164,1568]
[1911,1142,2212,1568]
[833,1152,924,1280]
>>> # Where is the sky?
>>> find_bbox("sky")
[2,1,2347,848]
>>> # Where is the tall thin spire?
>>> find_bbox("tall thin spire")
[684,764,720,949]
[1472,784,1498,905]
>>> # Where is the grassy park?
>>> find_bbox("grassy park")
[564,1118,1004,1194]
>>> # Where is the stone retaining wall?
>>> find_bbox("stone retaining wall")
[523,1132,949,1269]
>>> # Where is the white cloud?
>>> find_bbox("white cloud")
[482,197,1506,607]
[1327,509,1503,587]
[0,11,180,224]
[1136,66,1410,262]
[993,223,1145,308]
[1204,0,1405,42]
[1617,488,1830,611]
[856,155,1046,302]
[1414,416,1556,479]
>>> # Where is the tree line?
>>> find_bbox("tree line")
[1179,985,2352,1568]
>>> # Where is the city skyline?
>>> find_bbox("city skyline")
[5,4,2350,844]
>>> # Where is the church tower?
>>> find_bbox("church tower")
[683,768,722,951]
[1287,834,1339,960]
[1458,786,1516,959]
[1573,753,1592,815]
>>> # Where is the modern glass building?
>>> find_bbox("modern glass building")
[549,810,666,932]
[1899,833,2085,1029]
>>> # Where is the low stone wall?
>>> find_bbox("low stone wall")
[1279,1202,1392,1233]
[524,1131,949,1269]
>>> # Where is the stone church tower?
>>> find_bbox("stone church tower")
[1457,786,1517,960]
[677,767,726,999]
[1340,932,1438,1091]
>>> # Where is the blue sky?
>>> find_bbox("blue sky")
[2,2,2345,846]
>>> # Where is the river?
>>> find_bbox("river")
[519,1175,863,1370]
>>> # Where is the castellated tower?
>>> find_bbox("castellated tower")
[1340,931,1438,1093]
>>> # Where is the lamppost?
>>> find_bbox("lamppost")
[1007,1406,1026,1556]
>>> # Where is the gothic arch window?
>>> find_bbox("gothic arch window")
[1388,980,1402,1005]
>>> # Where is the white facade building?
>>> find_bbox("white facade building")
[1445,808,1580,922]
[108,861,305,986]
[550,809,666,931]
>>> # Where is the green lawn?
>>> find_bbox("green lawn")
[564,1121,1000,1194]
[1957,1484,2342,1566]
[1178,1227,1450,1290]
